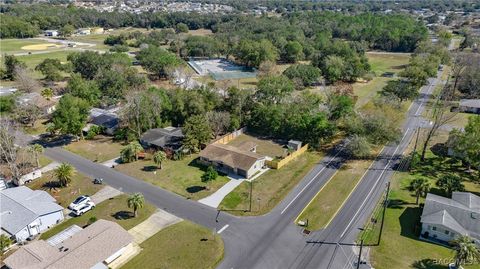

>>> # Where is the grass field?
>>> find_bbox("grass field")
[115,154,230,200]
[219,151,323,215]
[27,171,102,208]
[0,50,73,79]
[40,194,156,240]
[64,136,125,163]
[359,132,480,269]
[121,221,224,269]
[296,158,374,230]
[0,38,63,53]
[354,52,410,108]
[227,133,286,158]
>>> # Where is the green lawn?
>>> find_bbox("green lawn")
[296,159,373,230]
[219,151,323,216]
[23,119,49,135]
[64,136,125,163]
[40,194,156,240]
[0,38,48,53]
[359,132,480,269]
[115,154,230,200]
[227,133,286,158]
[121,221,224,269]
[1,50,73,79]
[27,170,102,207]
[39,154,53,167]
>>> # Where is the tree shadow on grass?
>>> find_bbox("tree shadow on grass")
[42,181,61,190]
[142,165,157,172]
[112,211,134,220]
[399,206,422,239]
[388,199,408,209]
[187,158,207,171]
[186,186,206,193]
[412,258,446,269]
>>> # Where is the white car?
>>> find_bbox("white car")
[68,195,91,210]
[72,202,95,216]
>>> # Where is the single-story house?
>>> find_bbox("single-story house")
[16,92,57,115]
[458,99,480,115]
[4,219,133,269]
[420,192,480,246]
[0,186,64,242]
[44,30,59,37]
[199,142,266,178]
[13,168,42,186]
[84,108,119,135]
[140,127,184,152]
[76,28,91,35]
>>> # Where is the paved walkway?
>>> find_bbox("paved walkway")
[90,185,123,204]
[102,157,121,168]
[128,209,182,244]
[198,178,245,208]
[40,161,60,173]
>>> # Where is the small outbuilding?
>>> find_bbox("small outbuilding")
[288,140,302,151]
[44,30,59,37]
[458,99,480,115]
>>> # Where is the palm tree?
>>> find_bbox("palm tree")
[41,88,54,100]
[127,193,145,217]
[120,141,143,163]
[28,144,44,168]
[54,163,75,187]
[436,174,465,197]
[451,235,480,268]
[408,177,430,205]
[153,150,167,169]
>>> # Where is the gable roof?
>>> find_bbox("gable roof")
[0,186,63,236]
[199,143,264,172]
[4,220,133,269]
[89,108,119,129]
[459,99,480,109]
[140,127,184,149]
[421,192,480,240]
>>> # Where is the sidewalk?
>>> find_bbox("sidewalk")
[198,178,245,208]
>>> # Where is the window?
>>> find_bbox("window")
[445,230,449,235]
[432,226,437,231]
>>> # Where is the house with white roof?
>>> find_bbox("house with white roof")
[0,186,64,242]
[420,192,480,246]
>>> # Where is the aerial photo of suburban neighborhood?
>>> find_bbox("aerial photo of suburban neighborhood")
[0,0,480,268]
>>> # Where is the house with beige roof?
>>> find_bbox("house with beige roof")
[4,219,133,269]
[199,141,266,178]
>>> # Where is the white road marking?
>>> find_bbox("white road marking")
[339,128,411,238]
[218,224,229,234]
[280,150,343,215]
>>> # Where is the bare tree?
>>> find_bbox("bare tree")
[14,66,40,93]
[0,119,21,180]
[15,103,42,126]
[206,111,231,137]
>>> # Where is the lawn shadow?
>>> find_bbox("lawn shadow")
[388,199,408,209]
[412,258,446,269]
[399,206,422,240]
[186,186,206,193]
[142,165,157,172]
[187,158,207,171]
[112,211,134,220]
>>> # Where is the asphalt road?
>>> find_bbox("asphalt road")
[31,73,441,269]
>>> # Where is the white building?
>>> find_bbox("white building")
[0,186,64,242]
[44,30,59,37]
[13,168,42,186]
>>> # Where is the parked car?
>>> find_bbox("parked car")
[72,202,95,216]
[68,195,91,210]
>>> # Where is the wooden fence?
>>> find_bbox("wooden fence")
[266,144,308,169]
[213,127,246,145]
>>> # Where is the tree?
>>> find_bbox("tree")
[137,46,182,79]
[436,174,465,197]
[327,94,354,121]
[67,51,106,80]
[60,24,74,37]
[175,22,189,33]
[67,73,101,105]
[3,55,25,80]
[283,41,304,63]
[183,115,213,151]
[451,235,480,268]
[448,116,480,174]
[120,141,143,163]
[206,111,231,137]
[41,88,54,100]
[323,55,346,83]
[0,119,21,181]
[28,144,44,168]
[201,166,218,183]
[35,58,64,82]
[127,193,145,217]
[345,134,372,159]
[380,80,418,102]
[52,95,90,138]
[283,64,321,89]
[0,234,13,255]
[234,39,278,68]
[408,177,430,205]
[255,75,294,104]
[14,66,40,92]
[54,163,75,187]
[153,150,167,169]
[15,103,42,127]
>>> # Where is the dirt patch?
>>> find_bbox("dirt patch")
[21,43,63,50]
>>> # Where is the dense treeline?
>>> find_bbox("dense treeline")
[1,4,427,53]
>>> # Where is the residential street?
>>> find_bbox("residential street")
[34,73,441,269]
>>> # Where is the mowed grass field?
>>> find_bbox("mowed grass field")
[64,136,125,163]
[354,52,410,108]
[122,221,224,269]
[0,38,49,53]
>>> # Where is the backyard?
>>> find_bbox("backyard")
[63,136,125,163]
[27,170,102,207]
[115,154,230,200]
[220,151,324,215]
[40,194,156,240]
[121,221,224,269]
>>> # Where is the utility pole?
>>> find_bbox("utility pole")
[378,182,390,245]
[356,239,364,269]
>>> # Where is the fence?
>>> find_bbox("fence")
[266,144,308,169]
[213,127,247,145]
